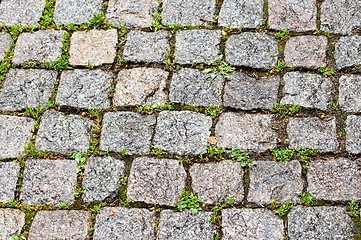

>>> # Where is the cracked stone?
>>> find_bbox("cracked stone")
[190,160,244,205]
[288,206,354,239]
[0,162,20,203]
[35,111,93,155]
[339,74,361,112]
[127,157,186,206]
[114,67,168,107]
[287,117,338,152]
[99,112,156,154]
[174,30,221,65]
[21,159,77,206]
[13,30,65,65]
[0,115,34,159]
[281,71,333,111]
[169,68,224,107]
[0,33,11,61]
[0,209,25,239]
[69,29,118,66]
[56,69,112,109]
[215,113,277,152]
[28,210,91,240]
[335,36,361,70]
[82,156,125,203]
[94,207,155,240]
[222,208,284,240]
[157,210,217,240]
[225,32,278,69]
[346,115,361,153]
[153,111,212,155]
[223,72,280,110]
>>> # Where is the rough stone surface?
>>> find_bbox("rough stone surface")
[13,30,65,65]
[284,36,328,69]
[0,162,20,203]
[223,72,279,110]
[83,156,125,203]
[248,160,304,204]
[94,207,155,240]
[222,208,284,240]
[321,0,361,35]
[288,206,354,240]
[35,111,93,155]
[157,210,217,240]
[114,67,168,107]
[53,0,103,25]
[225,32,278,69]
[307,158,361,201]
[127,157,186,206]
[56,69,112,109]
[0,69,57,112]
[153,111,212,155]
[287,117,338,152]
[174,30,221,65]
[268,0,317,31]
[162,0,216,26]
[106,0,160,28]
[0,209,25,239]
[0,115,34,159]
[339,75,361,112]
[218,0,264,29]
[335,36,361,69]
[21,159,77,206]
[0,32,12,61]
[0,0,46,27]
[281,72,333,111]
[69,29,118,66]
[346,116,361,153]
[169,68,224,107]
[190,160,244,205]
[28,210,91,240]
[99,112,156,154]
[216,113,277,152]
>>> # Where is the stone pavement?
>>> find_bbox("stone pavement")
[0,0,360,239]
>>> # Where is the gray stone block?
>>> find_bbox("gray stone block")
[0,209,25,239]
[0,162,20,203]
[0,32,12,61]
[339,74,361,112]
[335,36,361,70]
[346,115,361,153]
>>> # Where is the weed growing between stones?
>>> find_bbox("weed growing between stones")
[272,103,301,118]
[348,201,360,218]
[230,147,253,167]
[176,189,202,215]
[318,66,336,76]
[205,106,223,119]
[201,54,235,79]
[38,0,56,29]
[275,30,290,43]
[210,196,235,224]
[301,193,314,206]
[207,146,225,161]
[269,61,286,74]
[0,39,15,83]
[24,142,52,159]
[151,145,166,158]
[271,200,296,217]
[136,102,174,114]
[271,149,294,162]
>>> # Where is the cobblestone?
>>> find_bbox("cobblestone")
[335,36,361,70]
[0,162,20,203]
[339,74,361,112]
[346,115,361,153]
[0,209,25,239]
[0,33,11,61]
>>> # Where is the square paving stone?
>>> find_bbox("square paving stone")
[12,30,65,65]
[284,36,328,69]
[69,29,118,66]
[225,32,278,69]
[288,206,354,240]
[281,72,333,111]
[223,72,279,110]
[218,0,264,29]
[0,115,34,159]
[215,113,277,152]
[28,210,91,240]
[153,111,212,155]
[106,0,160,28]
[114,67,168,107]
[0,209,25,239]
[0,69,57,112]
[123,31,170,63]
[321,0,361,35]
[0,0,46,27]
[307,158,361,201]
[35,111,94,155]
[127,157,186,206]
[21,159,77,206]
[56,69,112,109]
[0,32,12,61]
[161,0,216,26]
[53,0,103,25]
[99,112,156,154]
[268,0,317,31]
[222,208,284,240]
[190,160,244,205]
[346,116,361,153]
[335,36,361,70]
[248,160,303,204]
[174,30,221,65]
[82,156,125,203]
[169,68,224,107]
[94,207,155,240]
[0,162,20,203]
[157,210,217,240]
[287,117,338,152]
[339,75,361,112]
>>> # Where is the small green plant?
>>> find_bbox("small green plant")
[137,102,173,114]
[176,189,202,214]
[332,101,339,110]
[272,103,301,118]
[120,197,132,207]
[70,153,86,173]
[38,0,56,29]
[211,196,235,224]
[117,57,128,68]
[164,59,180,71]
[11,235,21,240]
[295,148,318,168]
[60,203,68,209]
[151,146,166,157]
[41,32,72,70]
[348,200,360,217]
[205,106,223,119]
[202,54,235,79]
[150,12,164,31]
[275,30,290,42]
[24,142,50,159]
[91,202,105,214]
[207,146,225,161]
[318,66,335,77]
[301,192,314,206]
[272,200,295,217]
[271,149,294,162]
[120,149,132,156]
[82,13,113,30]
[120,177,128,185]
[75,187,83,198]
[230,147,252,167]
[262,16,268,26]
[270,61,286,74]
